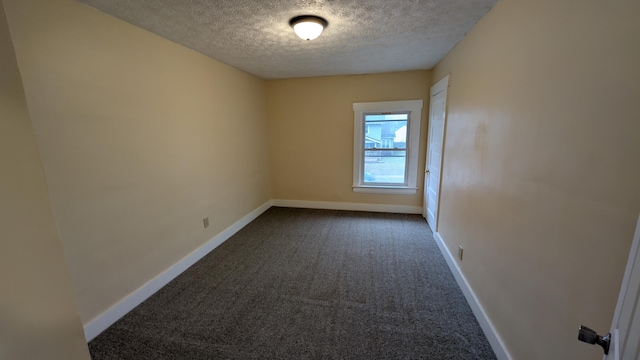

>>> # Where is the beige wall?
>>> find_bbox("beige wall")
[0,1,90,359]
[3,0,271,325]
[433,0,640,358]
[267,71,431,207]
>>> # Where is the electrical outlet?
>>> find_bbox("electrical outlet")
[203,217,209,228]
[458,245,463,261]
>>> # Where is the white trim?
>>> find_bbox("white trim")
[433,231,512,360]
[272,199,422,214]
[352,100,423,194]
[606,213,640,360]
[431,74,449,96]
[610,213,640,332]
[82,200,273,341]
[353,186,417,195]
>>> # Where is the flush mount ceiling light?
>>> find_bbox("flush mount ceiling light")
[289,15,328,41]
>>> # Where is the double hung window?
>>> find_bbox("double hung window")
[353,100,423,194]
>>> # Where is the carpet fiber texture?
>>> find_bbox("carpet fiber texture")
[89,207,497,359]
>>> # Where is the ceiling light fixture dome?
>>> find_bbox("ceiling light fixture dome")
[289,15,328,41]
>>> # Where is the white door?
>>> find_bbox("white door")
[424,75,449,231]
[604,213,640,360]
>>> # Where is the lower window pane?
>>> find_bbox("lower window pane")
[364,151,406,184]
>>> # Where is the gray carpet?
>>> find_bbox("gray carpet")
[88,207,497,359]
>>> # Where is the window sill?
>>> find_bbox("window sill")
[352,186,417,195]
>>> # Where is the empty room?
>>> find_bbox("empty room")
[1,0,639,359]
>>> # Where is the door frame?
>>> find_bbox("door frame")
[605,213,640,360]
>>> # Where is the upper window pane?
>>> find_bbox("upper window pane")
[364,114,408,150]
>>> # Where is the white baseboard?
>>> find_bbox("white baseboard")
[272,199,422,214]
[433,232,512,360]
[82,200,273,341]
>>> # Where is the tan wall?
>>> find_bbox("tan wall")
[433,0,640,358]
[3,0,271,324]
[0,2,90,359]
[267,71,431,207]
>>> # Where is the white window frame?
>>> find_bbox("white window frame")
[352,100,423,195]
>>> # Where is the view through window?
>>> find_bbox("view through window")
[363,113,408,184]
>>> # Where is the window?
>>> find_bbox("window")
[353,100,423,194]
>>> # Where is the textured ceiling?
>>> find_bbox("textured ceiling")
[79,0,497,79]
